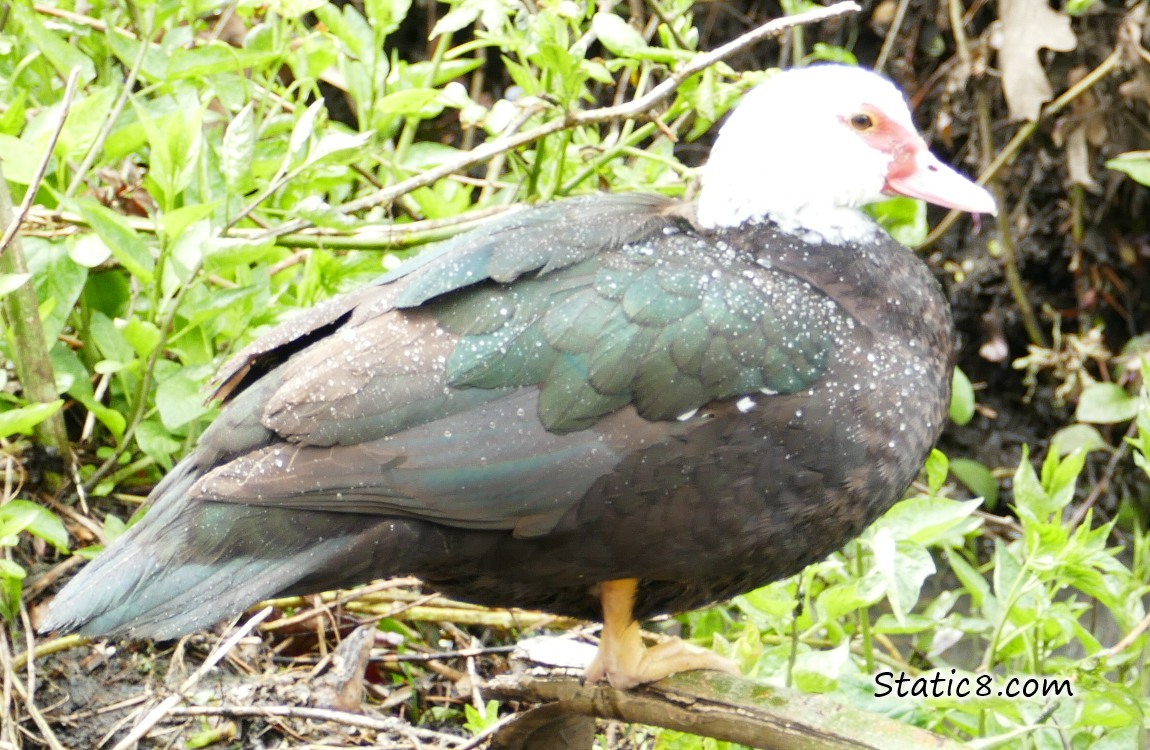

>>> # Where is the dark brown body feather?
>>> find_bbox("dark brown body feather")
[42,193,953,637]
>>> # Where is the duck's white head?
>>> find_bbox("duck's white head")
[696,65,997,243]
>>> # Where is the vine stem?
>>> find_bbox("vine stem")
[252,1,862,241]
[918,49,1122,250]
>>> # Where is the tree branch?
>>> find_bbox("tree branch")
[253,2,861,241]
[485,671,967,750]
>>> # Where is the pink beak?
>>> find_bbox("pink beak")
[884,142,997,215]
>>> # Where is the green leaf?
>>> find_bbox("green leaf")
[75,199,155,283]
[817,572,886,618]
[165,44,281,81]
[871,527,935,621]
[865,196,927,246]
[0,499,69,552]
[0,273,30,299]
[1050,424,1112,456]
[949,457,1000,507]
[876,496,982,546]
[221,103,257,191]
[1041,446,1086,514]
[290,196,359,230]
[0,562,23,624]
[806,43,858,65]
[133,96,203,210]
[924,448,948,494]
[366,0,413,38]
[1011,445,1047,516]
[136,418,182,471]
[0,133,40,184]
[309,130,374,164]
[0,401,64,440]
[592,13,649,57]
[11,5,96,84]
[155,368,212,430]
[949,367,975,425]
[265,0,328,17]
[1076,382,1139,424]
[68,234,113,268]
[375,88,448,118]
[1105,151,1150,186]
[26,238,88,342]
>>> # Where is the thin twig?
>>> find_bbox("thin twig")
[109,607,274,750]
[253,1,862,241]
[874,0,911,73]
[919,49,1122,250]
[0,67,82,256]
[168,704,469,745]
[65,9,154,199]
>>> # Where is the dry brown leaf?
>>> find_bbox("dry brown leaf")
[995,0,1077,121]
[1061,65,1106,192]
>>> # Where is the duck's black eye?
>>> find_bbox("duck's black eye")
[849,113,876,131]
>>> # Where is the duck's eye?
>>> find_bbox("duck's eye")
[849,113,876,131]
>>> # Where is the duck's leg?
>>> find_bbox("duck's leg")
[584,579,740,689]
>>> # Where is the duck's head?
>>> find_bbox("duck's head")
[696,65,996,243]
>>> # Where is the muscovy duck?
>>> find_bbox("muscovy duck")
[42,65,995,689]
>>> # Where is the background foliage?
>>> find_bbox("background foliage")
[1,0,1148,748]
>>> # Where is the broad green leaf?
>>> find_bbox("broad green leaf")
[314,3,376,63]
[89,311,135,364]
[156,368,212,430]
[924,448,948,494]
[50,344,126,440]
[134,97,204,210]
[366,0,413,37]
[1011,445,1049,518]
[0,499,69,552]
[1050,423,1111,456]
[817,572,886,618]
[25,238,87,342]
[0,564,22,624]
[266,0,327,16]
[1041,446,1086,514]
[432,0,513,37]
[291,196,359,229]
[166,44,281,80]
[949,367,975,425]
[592,13,649,57]
[68,234,113,268]
[0,134,40,184]
[877,496,982,546]
[121,318,163,358]
[866,196,927,246]
[309,130,374,164]
[1076,382,1139,424]
[288,99,325,165]
[221,103,257,191]
[375,88,448,118]
[949,457,1000,508]
[806,43,859,65]
[0,401,64,440]
[136,418,182,471]
[202,237,280,273]
[11,5,95,84]
[0,273,30,298]
[1105,151,1150,187]
[75,198,155,283]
